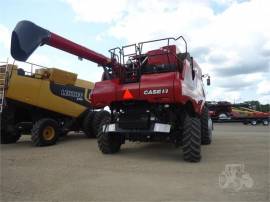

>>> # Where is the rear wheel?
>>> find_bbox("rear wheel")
[0,111,21,144]
[201,106,212,145]
[219,113,230,120]
[1,128,21,144]
[97,115,122,154]
[262,119,269,126]
[182,113,201,162]
[250,120,257,126]
[31,118,60,146]
[82,111,97,138]
[91,110,110,138]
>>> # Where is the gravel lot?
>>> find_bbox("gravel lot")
[1,123,269,202]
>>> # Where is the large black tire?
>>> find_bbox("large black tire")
[0,111,21,144]
[262,119,269,126]
[97,115,122,154]
[31,118,60,146]
[91,110,110,138]
[1,129,21,144]
[182,114,201,162]
[82,111,97,138]
[250,120,257,126]
[201,106,212,145]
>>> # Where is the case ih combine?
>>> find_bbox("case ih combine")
[10,20,212,162]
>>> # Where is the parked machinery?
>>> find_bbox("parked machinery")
[208,101,270,125]
[231,107,270,125]
[0,61,107,146]
[10,20,212,161]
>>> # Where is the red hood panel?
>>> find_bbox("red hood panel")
[139,72,175,103]
[92,72,178,106]
[115,72,175,103]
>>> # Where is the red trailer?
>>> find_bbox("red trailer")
[207,101,269,125]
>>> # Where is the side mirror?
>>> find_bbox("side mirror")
[207,76,211,86]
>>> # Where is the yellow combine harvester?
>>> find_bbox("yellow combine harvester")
[0,62,108,146]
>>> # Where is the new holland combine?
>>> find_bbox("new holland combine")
[0,61,107,146]
[10,20,212,162]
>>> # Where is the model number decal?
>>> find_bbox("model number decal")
[144,88,169,95]
[60,89,84,100]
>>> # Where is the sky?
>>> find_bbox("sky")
[0,0,269,104]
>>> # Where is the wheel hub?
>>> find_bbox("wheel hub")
[42,126,55,141]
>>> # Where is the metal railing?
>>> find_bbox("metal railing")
[0,59,9,113]
[0,59,50,113]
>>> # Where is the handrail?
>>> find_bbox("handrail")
[138,35,187,55]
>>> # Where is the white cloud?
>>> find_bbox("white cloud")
[65,0,127,23]
[63,0,270,103]
[13,54,52,73]
[257,80,270,95]
[258,95,270,105]
[206,87,240,103]
[0,24,10,49]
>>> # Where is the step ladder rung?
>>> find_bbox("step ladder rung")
[0,63,7,114]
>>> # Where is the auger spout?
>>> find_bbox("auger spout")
[11,20,111,66]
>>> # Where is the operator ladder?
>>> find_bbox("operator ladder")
[0,63,8,113]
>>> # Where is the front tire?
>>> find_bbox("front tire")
[82,111,97,138]
[262,119,269,126]
[1,109,21,144]
[201,106,212,145]
[182,113,201,162]
[97,115,122,154]
[250,120,257,126]
[91,110,110,138]
[31,118,60,146]
[1,129,21,144]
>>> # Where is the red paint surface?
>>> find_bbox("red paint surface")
[91,45,205,115]
[43,32,205,114]
[49,33,111,66]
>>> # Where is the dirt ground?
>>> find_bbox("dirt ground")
[0,123,269,202]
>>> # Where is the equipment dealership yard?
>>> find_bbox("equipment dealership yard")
[1,123,269,202]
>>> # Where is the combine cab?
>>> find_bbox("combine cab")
[0,61,106,146]
[10,20,213,162]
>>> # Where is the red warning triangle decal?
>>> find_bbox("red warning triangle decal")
[123,89,134,100]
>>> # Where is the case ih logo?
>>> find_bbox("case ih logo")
[144,88,169,95]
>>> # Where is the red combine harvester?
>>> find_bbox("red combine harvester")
[11,21,212,162]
